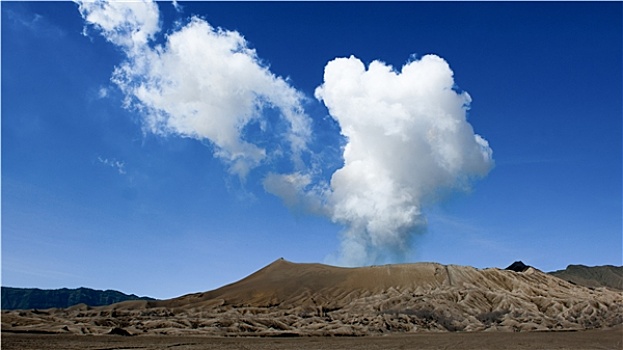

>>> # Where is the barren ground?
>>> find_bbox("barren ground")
[5,261,622,337]
[3,327,622,350]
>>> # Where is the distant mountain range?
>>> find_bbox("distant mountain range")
[1,287,155,310]
[549,264,623,291]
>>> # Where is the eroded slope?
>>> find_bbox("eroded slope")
[3,259,622,336]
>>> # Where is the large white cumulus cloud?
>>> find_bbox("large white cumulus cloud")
[78,0,311,178]
[312,55,493,266]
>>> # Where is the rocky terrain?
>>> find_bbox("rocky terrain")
[2,259,622,336]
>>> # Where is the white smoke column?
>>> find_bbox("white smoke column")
[315,55,493,266]
[78,0,311,178]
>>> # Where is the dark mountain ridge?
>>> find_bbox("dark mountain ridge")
[549,264,623,291]
[1,286,155,310]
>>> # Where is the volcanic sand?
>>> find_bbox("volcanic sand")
[3,327,622,350]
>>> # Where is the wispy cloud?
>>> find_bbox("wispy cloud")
[171,0,182,13]
[6,7,65,39]
[98,156,126,175]
[77,0,312,179]
[97,86,109,99]
[77,0,160,49]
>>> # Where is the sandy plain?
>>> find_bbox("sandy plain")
[3,327,622,350]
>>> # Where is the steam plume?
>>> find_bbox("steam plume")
[313,55,493,265]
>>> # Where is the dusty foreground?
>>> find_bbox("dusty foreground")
[3,327,622,350]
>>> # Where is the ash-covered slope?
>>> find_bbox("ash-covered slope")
[3,259,622,336]
[165,258,463,310]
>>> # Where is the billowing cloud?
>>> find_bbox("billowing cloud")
[78,0,311,178]
[316,55,493,265]
[267,55,493,266]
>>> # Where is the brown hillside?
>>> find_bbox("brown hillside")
[164,258,460,310]
[2,259,622,336]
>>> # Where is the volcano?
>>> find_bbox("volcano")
[2,259,622,336]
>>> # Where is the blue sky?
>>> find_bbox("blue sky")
[2,1,621,299]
